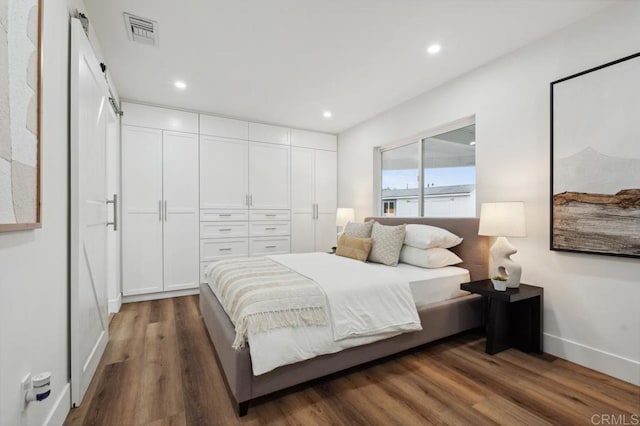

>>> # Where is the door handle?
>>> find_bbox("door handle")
[159,200,162,221]
[164,200,168,221]
[106,194,118,231]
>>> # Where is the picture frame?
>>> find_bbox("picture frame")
[0,0,42,232]
[550,52,640,258]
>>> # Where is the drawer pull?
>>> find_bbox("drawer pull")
[218,214,232,217]
[219,228,232,231]
[265,214,277,217]
[219,248,232,251]
[265,227,277,230]
[265,245,277,249]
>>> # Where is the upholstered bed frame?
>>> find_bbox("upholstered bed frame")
[199,217,489,416]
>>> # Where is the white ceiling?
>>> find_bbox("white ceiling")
[85,0,615,134]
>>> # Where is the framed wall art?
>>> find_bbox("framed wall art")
[550,52,640,258]
[0,0,42,232]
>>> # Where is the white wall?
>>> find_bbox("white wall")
[338,3,640,385]
[0,1,107,424]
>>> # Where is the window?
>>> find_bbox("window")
[383,200,396,216]
[381,142,419,217]
[378,122,476,217]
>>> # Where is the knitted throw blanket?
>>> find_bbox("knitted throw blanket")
[206,257,328,349]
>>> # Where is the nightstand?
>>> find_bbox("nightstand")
[460,280,543,355]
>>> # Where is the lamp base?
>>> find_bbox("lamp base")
[490,236,522,288]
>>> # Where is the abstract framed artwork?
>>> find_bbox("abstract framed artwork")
[0,0,42,232]
[550,52,640,258]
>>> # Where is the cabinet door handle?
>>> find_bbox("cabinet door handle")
[159,200,162,221]
[164,200,168,221]
[249,194,253,207]
[245,194,249,207]
[106,194,118,231]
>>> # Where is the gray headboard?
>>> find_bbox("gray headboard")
[365,217,489,282]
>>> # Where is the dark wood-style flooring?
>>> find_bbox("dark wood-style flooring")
[65,296,639,425]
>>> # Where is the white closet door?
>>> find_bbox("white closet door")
[315,212,337,252]
[315,150,337,251]
[69,18,110,405]
[200,136,249,209]
[163,131,199,291]
[291,147,315,252]
[122,126,164,295]
[249,142,290,209]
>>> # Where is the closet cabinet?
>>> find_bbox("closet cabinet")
[121,105,199,298]
[199,115,291,282]
[291,129,337,253]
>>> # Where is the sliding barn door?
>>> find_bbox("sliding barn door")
[69,18,110,406]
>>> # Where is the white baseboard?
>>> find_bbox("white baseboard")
[44,382,70,426]
[122,288,199,304]
[108,293,122,314]
[544,333,640,386]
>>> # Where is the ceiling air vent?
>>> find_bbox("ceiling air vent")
[123,12,158,46]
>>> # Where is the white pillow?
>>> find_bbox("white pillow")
[399,246,463,269]
[403,224,463,249]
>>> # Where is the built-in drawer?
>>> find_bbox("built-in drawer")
[200,238,248,262]
[200,222,248,239]
[249,222,290,237]
[250,210,291,221]
[250,237,291,256]
[200,209,249,222]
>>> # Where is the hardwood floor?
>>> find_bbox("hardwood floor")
[65,296,640,426]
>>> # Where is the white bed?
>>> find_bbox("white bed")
[207,252,471,375]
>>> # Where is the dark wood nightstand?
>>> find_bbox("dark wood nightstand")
[461,280,543,355]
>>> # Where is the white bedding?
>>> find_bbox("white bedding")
[212,253,471,375]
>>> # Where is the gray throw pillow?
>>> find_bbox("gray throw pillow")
[343,220,374,238]
[368,222,406,266]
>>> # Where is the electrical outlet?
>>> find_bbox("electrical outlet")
[21,374,31,412]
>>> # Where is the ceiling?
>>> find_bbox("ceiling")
[85,0,615,134]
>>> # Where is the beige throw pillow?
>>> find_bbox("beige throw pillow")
[335,234,373,262]
[368,222,406,266]
[343,220,374,238]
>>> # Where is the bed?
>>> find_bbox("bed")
[199,217,489,416]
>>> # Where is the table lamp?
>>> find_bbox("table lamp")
[478,202,526,288]
[335,207,355,237]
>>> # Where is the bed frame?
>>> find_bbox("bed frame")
[199,217,489,416]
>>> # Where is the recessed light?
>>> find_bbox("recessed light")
[427,44,441,55]
[174,80,187,89]
[323,111,332,118]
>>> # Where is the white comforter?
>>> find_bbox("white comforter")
[209,252,423,375]
[271,253,422,341]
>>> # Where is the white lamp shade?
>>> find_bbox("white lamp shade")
[478,202,526,237]
[336,208,355,227]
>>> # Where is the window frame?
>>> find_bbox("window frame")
[374,115,476,217]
